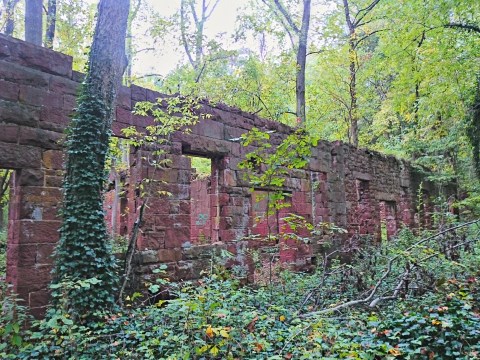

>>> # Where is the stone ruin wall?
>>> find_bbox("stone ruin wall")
[0,35,453,317]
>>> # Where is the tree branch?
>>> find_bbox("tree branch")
[354,0,381,27]
[300,219,480,317]
[444,22,480,34]
[180,0,196,68]
[273,0,300,34]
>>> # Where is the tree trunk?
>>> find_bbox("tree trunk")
[44,0,56,49]
[53,0,130,318]
[25,0,43,45]
[342,0,380,147]
[3,0,19,36]
[125,0,142,85]
[295,0,311,124]
[347,38,358,147]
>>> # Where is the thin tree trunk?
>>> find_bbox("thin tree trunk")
[342,0,381,147]
[295,0,311,124]
[3,0,19,36]
[44,0,56,49]
[25,0,43,45]
[343,0,358,146]
[348,38,358,146]
[125,0,142,85]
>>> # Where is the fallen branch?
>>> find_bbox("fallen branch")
[300,220,480,317]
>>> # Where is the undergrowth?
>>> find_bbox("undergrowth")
[1,224,479,359]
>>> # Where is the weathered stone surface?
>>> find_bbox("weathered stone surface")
[0,34,72,77]
[0,60,50,88]
[18,127,63,149]
[0,80,19,101]
[0,99,39,127]
[0,142,41,168]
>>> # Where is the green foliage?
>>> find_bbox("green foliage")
[190,156,211,178]
[0,284,32,359]
[239,127,317,219]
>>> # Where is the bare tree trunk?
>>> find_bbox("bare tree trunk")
[271,0,311,124]
[342,0,381,147]
[25,0,43,45]
[125,0,142,85]
[347,37,358,146]
[180,0,220,82]
[295,0,311,124]
[44,0,56,49]
[3,0,19,36]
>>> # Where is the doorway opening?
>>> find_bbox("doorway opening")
[0,169,13,280]
[104,137,130,253]
[189,156,213,244]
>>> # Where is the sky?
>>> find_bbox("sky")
[133,0,246,77]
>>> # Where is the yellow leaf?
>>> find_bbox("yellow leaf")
[220,329,229,338]
[206,325,214,338]
[388,348,401,356]
[210,346,219,356]
[279,315,286,322]
[198,345,209,354]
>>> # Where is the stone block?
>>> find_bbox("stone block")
[49,75,78,96]
[18,126,63,149]
[0,99,39,127]
[72,71,84,82]
[0,80,19,101]
[19,85,63,108]
[164,227,190,248]
[157,248,182,262]
[224,125,246,141]
[139,249,159,264]
[117,86,131,109]
[0,143,41,169]
[63,94,76,110]
[42,150,64,169]
[44,175,63,187]
[0,123,19,143]
[16,265,52,292]
[116,106,133,125]
[18,168,44,186]
[0,34,72,77]
[138,230,165,250]
[0,60,50,88]
[39,106,70,128]
[36,243,55,265]
[191,119,224,139]
[18,220,61,244]
[29,290,50,308]
[131,84,147,102]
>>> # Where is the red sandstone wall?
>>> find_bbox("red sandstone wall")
[0,34,453,316]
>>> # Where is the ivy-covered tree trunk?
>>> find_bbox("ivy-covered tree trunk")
[54,0,130,318]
